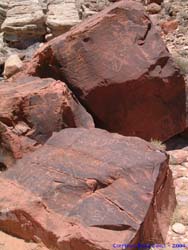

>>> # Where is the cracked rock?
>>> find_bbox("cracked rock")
[0,128,176,249]
[27,0,186,142]
[0,75,94,146]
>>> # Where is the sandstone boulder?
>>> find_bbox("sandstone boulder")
[28,0,186,142]
[3,54,23,78]
[0,76,94,146]
[1,0,46,48]
[0,128,176,249]
[46,0,80,38]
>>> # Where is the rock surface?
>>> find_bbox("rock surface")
[1,0,46,48]
[172,223,186,235]
[0,0,111,49]
[46,0,81,37]
[27,0,186,142]
[164,137,188,247]
[3,54,23,78]
[0,231,48,250]
[0,128,176,249]
[0,0,8,28]
[0,76,94,166]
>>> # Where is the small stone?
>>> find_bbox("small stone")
[147,3,161,14]
[3,54,23,78]
[172,223,186,235]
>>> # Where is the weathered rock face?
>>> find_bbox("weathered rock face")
[0,0,8,28]
[1,0,46,48]
[77,0,111,19]
[28,0,186,142]
[3,54,23,78]
[0,0,112,48]
[0,231,48,250]
[0,76,94,164]
[0,128,176,249]
[46,0,81,38]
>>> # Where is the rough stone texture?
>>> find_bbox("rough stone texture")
[164,138,188,246]
[0,33,11,71]
[27,0,186,142]
[0,121,23,160]
[0,128,176,249]
[0,75,94,146]
[0,231,48,250]
[160,19,179,35]
[1,0,46,48]
[146,3,161,15]
[0,0,112,48]
[46,0,81,38]
[76,0,111,20]
[3,54,23,78]
[0,0,8,28]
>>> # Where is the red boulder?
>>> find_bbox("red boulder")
[27,0,186,142]
[0,128,176,249]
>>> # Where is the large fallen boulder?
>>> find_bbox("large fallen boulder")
[0,128,176,249]
[0,76,94,166]
[27,0,186,142]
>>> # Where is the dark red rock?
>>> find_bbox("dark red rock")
[0,128,176,249]
[0,76,94,144]
[0,75,94,168]
[26,0,186,142]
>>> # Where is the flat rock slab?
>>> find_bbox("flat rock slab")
[28,0,186,141]
[0,128,176,249]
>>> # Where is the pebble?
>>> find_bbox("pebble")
[172,223,186,235]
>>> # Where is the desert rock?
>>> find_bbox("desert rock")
[1,0,46,48]
[3,54,23,78]
[28,0,186,142]
[0,128,176,249]
[0,75,94,145]
[46,0,80,38]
